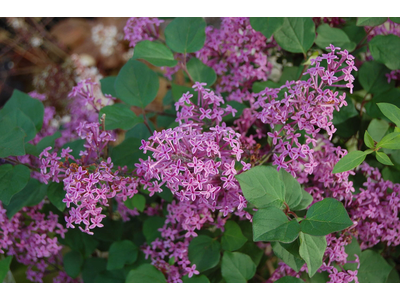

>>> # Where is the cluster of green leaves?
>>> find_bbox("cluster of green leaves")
[236,166,352,278]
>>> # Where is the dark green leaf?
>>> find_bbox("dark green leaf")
[356,17,387,27]
[171,83,198,103]
[63,250,83,278]
[59,139,85,159]
[107,240,138,270]
[359,61,395,94]
[299,233,327,277]
[188,235,221,272]
[315,24,356,52]
[344,237,361,271]
[100,76,117,98]
[377,103,400,128]
[0,117,26,158]
[0,164,30,205]
[238,241,264,266]
[115,59,159,108]
[132,40,177,67]
[99,103,142,130]
[390,17,400,24]
[300,198,353,236]
[272,240,305,272]
[110,137,148,169]
[164,17,206,53]
[236,166,285,208]
[252,81,281,93]
[250,17,284,39]
[0,108,36,142]
[376,151,394,165]
[186,58,216,86]
[47,181,66,212]
[61,227,99,257]
[364,130,375,149]
[253,207,300,243]
[5,178,47,218]
[291,189,313,211]
[332,98,358,125]
[35,131,62,156]
[274,17,315,54]
[143,216,165,244]
[82,258,107,283]
[182,274,210,283]
[221,220,247,251]
[125,122,154,140]
[275,276,304,283]
[92,218,123,243]
[332,150,367,173]
[221,251,256,283]
[358,250,392,283]
[377,132,400,149]
[278,168,302,209]
[124,194,146,212]
[365,88,400,119]
[0,256,13,283]
[369,35,400,70]
[126,264,166,283]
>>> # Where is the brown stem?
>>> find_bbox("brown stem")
[3,157,38,171]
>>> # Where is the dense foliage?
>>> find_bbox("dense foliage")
[2,16,400,283]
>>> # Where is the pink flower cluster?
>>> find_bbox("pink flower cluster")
[123,17,164,48]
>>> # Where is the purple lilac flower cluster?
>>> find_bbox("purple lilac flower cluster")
[123,17,164,48]
[255,45,357,176]
[0,202,69,282]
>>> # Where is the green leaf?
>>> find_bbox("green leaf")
[236,165,285,208]
[0,108,36,142]
[274,17,315,54]
[99,103,142,130]
[356,17,387,27]
[250,17,284,39]
[364,130,375,149]
[5,178,47,218]
[272,241,305,272]
[221,251,256,283]
[0,256,13,283]
[377,132,400,149]
[0,164,30,205]
[377,103,400,128]
[367,119,390,142]
[299,233,327,277]
[291,189,313,211]
[315,24,356,52]
[171,83,198,102]
[365,88,400,119]
[332,150,367,173]
[252,81,281,93]
[253,207,300,243]
[376,151,394,165]
[164,17,206,54]
[124,193,146,212]
[221,220,247,251]
[238,241,264,266]
[61,227,99,257]
[369,35,400,70]
[59,139,85,159]
[110,137,148,169]
[278,168,302,209]
[0,117,26,157]
[132,40,177,67]
[186,58,217,86]
[35,131,62,156]
[390,17,400,24]
[344,237,361,271]
[143,216,165,244]
[357,250,392,283]
[63,250,83,278]
[332,98,358,126]
[275,276,304,283]
[359,61,395,95]
[1,89,44,132]
[100,76,117,98]
[82,258,107,283]
[188,235,221,272]
[126,264,166,283]
[115,59,159,108]
[47,182,66,212]
[182,274,210,283]
[107,240,138,271]
[300,198,353,236]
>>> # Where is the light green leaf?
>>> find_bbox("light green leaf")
[272,240,305,272]
[132,40,177,67]
[300,198,353,236]
[236,165,285,209]
[332,150,367,173]
[299,233,327,277]
[253,207,300,243]
[221,220,247,251]
[377,132,400,149]
[186,58,216,86]
[367,119,390,142]
[115,59,159,108]
[188,235,221,272]
[357,250,392,283]
[364,130,375,149]
[376,151,393,165]
[278,168,302,210]
[221,251,256,283]
[369,35,400,70]
[315,24,356,52]
[126,264,166,283]
[124,194,146,212]
[250,17,284,39]
[0,164,30,205]
[377,103,400,128]
[107,240,138,270]
[356,17,387,27]
[274,17,315,54]
[291,189,313,211]
[164,17,206,54]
